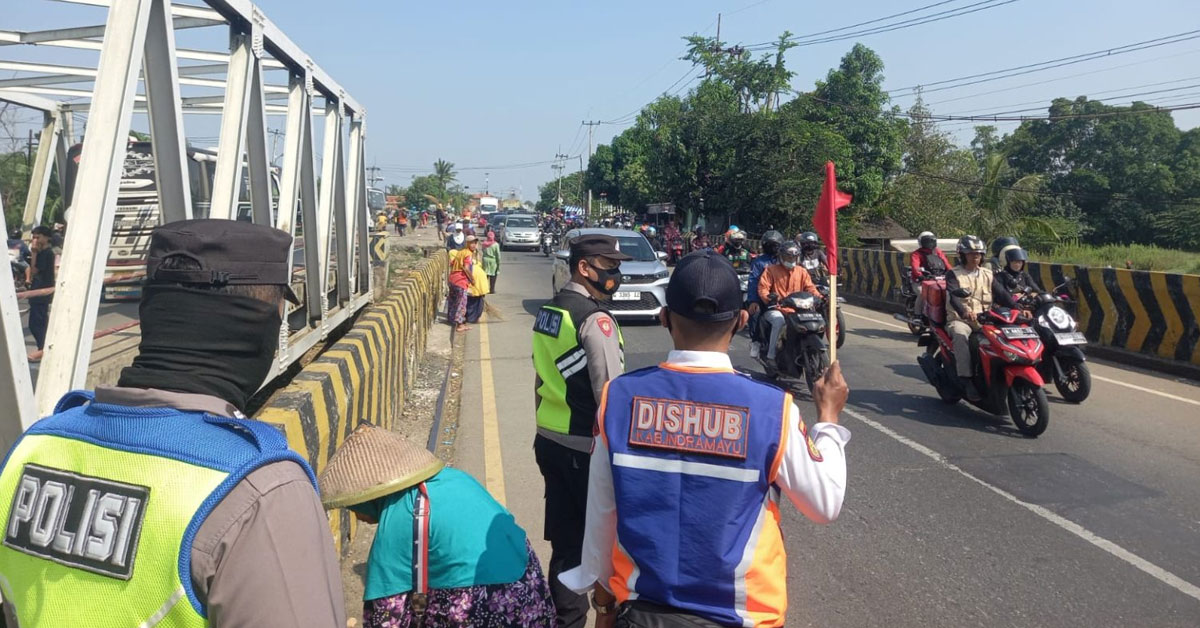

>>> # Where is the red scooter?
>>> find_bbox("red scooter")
[916,286,1050,438]
[666,237,685,265]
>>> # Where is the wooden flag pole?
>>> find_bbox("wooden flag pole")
[828,274,838,365]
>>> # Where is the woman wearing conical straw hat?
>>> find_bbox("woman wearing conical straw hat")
[321,424,556,627]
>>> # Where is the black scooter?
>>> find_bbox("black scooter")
[1023,281,1091,403]
[763,291,830,393]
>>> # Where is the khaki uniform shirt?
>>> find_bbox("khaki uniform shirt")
[93,387,346,628]
[946,265,994,324]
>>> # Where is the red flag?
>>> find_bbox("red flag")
[813,161,853,275]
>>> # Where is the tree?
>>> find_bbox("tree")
[432,159,456,196]
[970,152,1051,244]
[536,172,584,212]
[881,96,975,235]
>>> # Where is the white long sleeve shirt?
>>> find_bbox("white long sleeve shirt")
[559,349,851,595]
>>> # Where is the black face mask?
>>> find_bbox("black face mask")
[117,284,283,411]
[586,261,623,296]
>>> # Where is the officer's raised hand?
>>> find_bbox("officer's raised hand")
[812,360,848,424]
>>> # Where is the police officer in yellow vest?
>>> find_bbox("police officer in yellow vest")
[560,250,851,627]
[946,234,994,401]
[533,234,629,627]
[0,220,344,627]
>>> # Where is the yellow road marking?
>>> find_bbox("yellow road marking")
[479,322,507,506]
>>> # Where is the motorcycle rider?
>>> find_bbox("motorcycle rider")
[945,235,994,401]
[797,231,828,281]
[746,230,783,359]
[758,242,820,376]
[687,225,710,253]
[989,236,1020,272]
[910,231,951,318]
[718,230,751,270]
[992,246,1042,310]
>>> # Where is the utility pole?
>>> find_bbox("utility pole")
[583,120,601,215]
[267,128,286,166]
[554,149,568,205]
[485,172,490,195]
[578,154,585,210]
[365,163,383,189]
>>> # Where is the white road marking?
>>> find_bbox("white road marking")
[842,310,1200,408]
[842,406,1200,604]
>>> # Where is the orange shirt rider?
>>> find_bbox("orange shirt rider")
[757,262,819,313]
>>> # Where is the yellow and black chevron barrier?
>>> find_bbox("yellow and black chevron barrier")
[838,247,1200,369]
[256,249,448,553]
[370,232,388,263]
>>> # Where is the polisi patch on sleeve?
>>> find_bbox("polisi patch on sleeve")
[4,463,149,580]
[628,396,750,460]
[533,308,564,337]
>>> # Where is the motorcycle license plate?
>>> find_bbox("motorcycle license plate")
[1055,331,1087,345]
[1001,326,1039,340]
[793,312,823,321]
[613,291,640,301]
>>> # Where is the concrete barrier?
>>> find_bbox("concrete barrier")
[838,247,1200,372]
[256,249,448,552]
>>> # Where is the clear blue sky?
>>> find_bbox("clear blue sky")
[7,0,1200,201]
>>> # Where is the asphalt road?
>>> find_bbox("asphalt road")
[455,249,1200,627]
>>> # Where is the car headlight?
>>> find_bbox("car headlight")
[1047,305,1073,330]
[653,270,669,280]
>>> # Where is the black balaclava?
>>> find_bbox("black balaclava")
[117,284,282,411]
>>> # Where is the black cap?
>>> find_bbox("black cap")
[666,249,743,322]
[146,219,300,304]
[569,234,632,262]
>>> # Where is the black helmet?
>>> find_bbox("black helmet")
[918,231,937,250]
[780,242,801,261]
[693,225,705,235]
[991,236,1019,259]
[798,231,820,249]
[957,235,986,256]
[761,230,784,255]
[1003,246,1029,265]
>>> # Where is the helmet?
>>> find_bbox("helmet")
[918,231,937,250]
[730,231,746,243]
[694,225,705,235]
[797,231,819,249]
[957,235,986,257]
[728,225,740,233]
[991,236,1019,259]
[780,243,801,261]
[1003,246,1028,266]
[761,230,784,255]
[647,226,657,237]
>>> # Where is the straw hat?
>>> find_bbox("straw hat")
[318,423,444,509]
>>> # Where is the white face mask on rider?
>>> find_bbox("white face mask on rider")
[782,260,797,269]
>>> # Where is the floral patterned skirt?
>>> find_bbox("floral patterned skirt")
[362,540,556,628]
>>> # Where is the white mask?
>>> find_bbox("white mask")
[782,260,796,269]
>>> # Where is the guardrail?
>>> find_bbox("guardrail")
[256,249,448,553]
[838,248,1200,370]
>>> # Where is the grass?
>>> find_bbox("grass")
[1032,243,1200,275]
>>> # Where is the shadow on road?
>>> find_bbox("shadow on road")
[852,326,918,343]
[850,388,1025,439]
[885,362,927,382]
[521,298,546,317]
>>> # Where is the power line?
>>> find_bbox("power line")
[744,0,1019,50]
[887,29,1200,95]
[944,81,1200,117]
[901,169,1200,207]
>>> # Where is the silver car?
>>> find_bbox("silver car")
[552,228,670,319]
[499,214,541,251]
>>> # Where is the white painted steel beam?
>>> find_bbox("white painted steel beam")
[20,112,63,235]
[208,31,256,221]
[317,99,342,312]
[0,198,36,445]
[0,31,287,68]
[347,117,371,296]
[142,0,192,223]
[244,27,274,226]
[34,0,155,417]
[0,89,62,112]
[0,16,220,47]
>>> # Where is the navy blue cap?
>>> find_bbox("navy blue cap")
[666,249,743,322]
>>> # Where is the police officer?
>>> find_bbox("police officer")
[561,250,851,628]
[532,234,630,627]
[0,220,344,627]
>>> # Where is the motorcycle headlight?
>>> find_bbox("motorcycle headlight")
[791,296,815,310]
[1047,305,1073,330]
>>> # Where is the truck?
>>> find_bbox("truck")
[478,195,500,218]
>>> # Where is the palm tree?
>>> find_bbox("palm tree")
[972,152,1057,244]
[433,159,457,196]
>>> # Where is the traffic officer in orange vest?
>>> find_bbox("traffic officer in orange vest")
[560,249,852,627]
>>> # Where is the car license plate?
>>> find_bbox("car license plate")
[1002,326,1039,340]
[613,291,640,301]
[1055,331,1087,345]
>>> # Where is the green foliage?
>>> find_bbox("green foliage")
[1,151,62,230]
[1036,242,1200,275]
[537,171,584,212]
[882,96,975,235]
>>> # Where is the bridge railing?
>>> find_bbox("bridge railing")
[0,0,373,448]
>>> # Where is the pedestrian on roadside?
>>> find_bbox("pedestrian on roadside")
[446,223,465,250]
[25,225,55,361]
[320,424,556,628]
[466,248,489,323]
[531,234,631,628]
[0,219,345,627]
[448,234,477,332]
[561,250,851,628]
[397,210,408,236]
[435,207,447,240]
[482,230,501,294]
